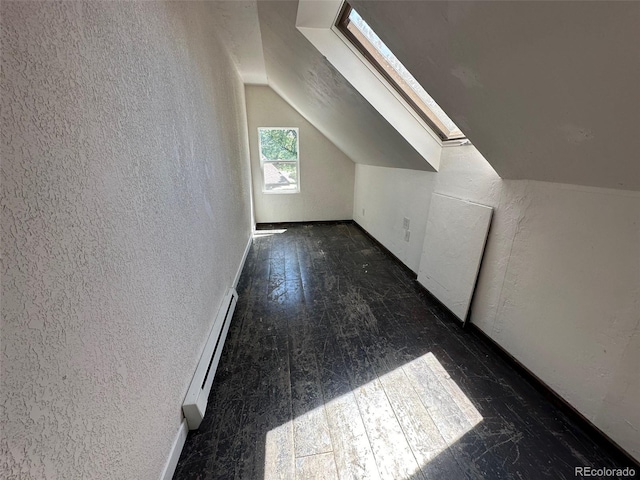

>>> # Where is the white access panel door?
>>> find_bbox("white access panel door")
[417,193,493,324]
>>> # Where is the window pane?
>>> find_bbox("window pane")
[345,8,464,140]
[259,128,298,161]
[259,127,299,193]
[264,162,298,192]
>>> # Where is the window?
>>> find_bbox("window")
[258,127,300,193]
[337,4,465,141]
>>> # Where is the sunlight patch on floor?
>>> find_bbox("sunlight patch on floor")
[264,352,483,479]
[254,229,287,238]
[264,422,294,480]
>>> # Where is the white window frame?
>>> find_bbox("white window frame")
[336,5,465,142]
[258,127,300,194]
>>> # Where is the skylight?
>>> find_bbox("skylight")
[338,5,465,141]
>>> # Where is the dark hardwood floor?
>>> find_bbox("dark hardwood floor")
[174,222,633,480]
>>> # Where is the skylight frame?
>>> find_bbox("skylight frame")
[336,3,465,142]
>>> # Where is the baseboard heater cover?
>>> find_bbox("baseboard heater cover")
[182,287,238,430]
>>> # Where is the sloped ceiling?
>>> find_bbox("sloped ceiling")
[214,1,640,190]
[209,1,267,84]
[256,0,433,171]
[351,0,640,190]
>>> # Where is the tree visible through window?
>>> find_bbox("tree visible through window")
[259,128,300,193]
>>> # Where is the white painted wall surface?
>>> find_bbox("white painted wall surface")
[353,149,640,461]
[1,2,252,479]
[353,165,435,270]
[246,85,355,223]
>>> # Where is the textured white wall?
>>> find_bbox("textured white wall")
[246,85,354,223]
[353,166,435,270]
[353,150,640,461]
[1,2,252,479]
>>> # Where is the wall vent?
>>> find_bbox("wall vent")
[182,287,238,430]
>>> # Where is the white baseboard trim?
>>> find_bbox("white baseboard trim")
[232,234,253,289]
[161,418,188,480]
[161,236,251,479]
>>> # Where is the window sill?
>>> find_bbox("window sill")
[262,190,301,195]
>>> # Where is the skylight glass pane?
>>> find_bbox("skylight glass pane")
[348,8,463,139]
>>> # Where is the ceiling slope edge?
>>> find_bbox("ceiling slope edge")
[296,0,442,171]
[257,0,436,172]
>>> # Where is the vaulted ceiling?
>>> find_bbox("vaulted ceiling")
[213,0,640,190]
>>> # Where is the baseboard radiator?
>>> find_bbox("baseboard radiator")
[182,287,238,430]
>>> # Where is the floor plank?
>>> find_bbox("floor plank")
[263,420,295,480]
[379,369,442,452]
[353,377,423,480]
[295,452,339,480]
[323,391,381,480]
[289,331,332,457]
[402,354,475,445]
[311,331,380,480]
